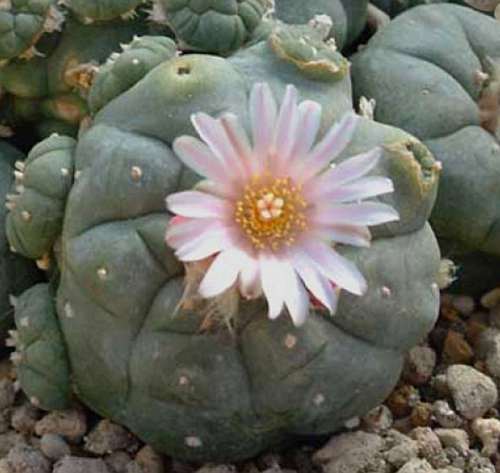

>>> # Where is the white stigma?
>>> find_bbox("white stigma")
[257,193,284,220]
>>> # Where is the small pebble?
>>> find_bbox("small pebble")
[432,400,463,428]
[53,456,111,473]
[135,445,164,473]
[384,438,419,468]
[0,432,25,458]
[387,385,420,418]
[434,429,469,456]
[471,418,500,457]
[410,427,448,468]
[481,288,500,309]
[410,402,433,427]
[5,444,51,473]
[105,451,132,473]
[40,433,71,460]
[0,380,15,410]
[35,409,87,443]
[443,330,474,364]
[452,295,475,316]
[10,403,40,434]
[396,458,434,473]
[446,365,498,419]
[85,419,135,455]
[403,346,437,386]
[361,405,393,432]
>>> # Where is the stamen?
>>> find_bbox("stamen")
[234,175,308,251]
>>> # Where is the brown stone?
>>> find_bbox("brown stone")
[443,331,474,364]
[386,385,420,418]
[410,402,433,428]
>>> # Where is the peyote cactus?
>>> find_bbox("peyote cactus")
[0,141,41,347]
[150,0,269,54]
[274,0,369,50]
[0,0,63,63]
[0,15,148,137]
[8,24,442,461]
[351,4,500,290]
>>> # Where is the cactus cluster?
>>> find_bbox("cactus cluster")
[0,0,497,464]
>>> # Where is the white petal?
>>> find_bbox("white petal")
[172,136,227,183]
[315,224,372,248]
[304,148,382,201]
[259,254,286,319]
[191,112,246,178]
[272,85,299,171]
[290,100,322,164]
[166,217,220,249]
[250,83,278,157]
[327,177,394,203]
[175,227,236,262]
[291,250,338,313]
[219,113,254,176]
[166,191,230,218]
[300,112,359,182]
[315,202,400,227]
[299,239,367,296]
[239,255,261,299]
[199,249,246,298]
[281,264,310,326]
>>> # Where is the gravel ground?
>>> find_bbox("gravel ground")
[1,288,500,473]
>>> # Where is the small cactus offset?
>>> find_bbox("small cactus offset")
[0,141,41,347]
[6,20,443,461]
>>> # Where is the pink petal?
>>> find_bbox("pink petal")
[166,217,221,249]
[198,248,247,298]
[259,254,286,319]
[239,255,261,299]
[272,85,299,173]
[175,226,236,262]
[314,202,400,227]
[314,224,372,248]
[191,112,247,179]
[250,83,278,157]
[299,113,359,182]
[304,148,382,200]
[219,113,255,177]
[291,250,338,313]
[289,100,322,167]
[166,191,230,218]
[281,263,310,326]
[299,239,367,295]
[326,176,394,203]
[172,136,227,184]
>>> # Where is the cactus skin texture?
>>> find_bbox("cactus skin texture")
[0,141,41,347]
[11,22,442,462]
[88,36,178,114]
[274,0,368,50]
[351,4,500,290]
[153,0,268,54]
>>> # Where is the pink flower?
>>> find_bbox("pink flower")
[166,83,399,326]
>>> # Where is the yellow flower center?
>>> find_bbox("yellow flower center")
[235,175,308,251]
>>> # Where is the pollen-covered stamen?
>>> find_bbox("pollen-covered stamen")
[235,176,308,250]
